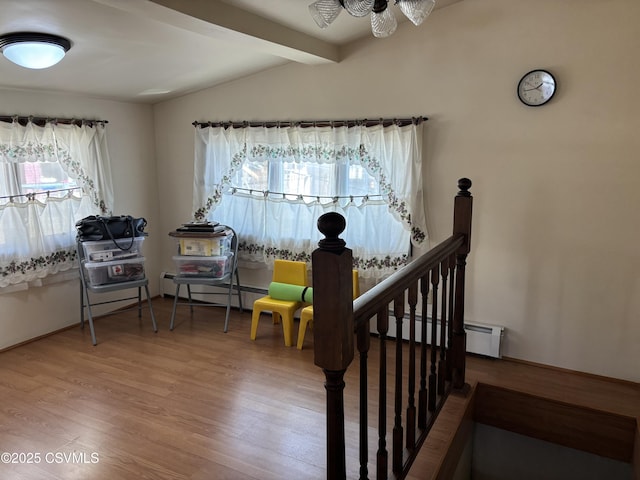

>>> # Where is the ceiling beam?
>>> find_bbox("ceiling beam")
[95,0,339,65]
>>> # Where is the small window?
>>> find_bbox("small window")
[18,162,79,198]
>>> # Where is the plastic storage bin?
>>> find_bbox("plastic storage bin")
[177,235,231,256]
[83,257,146,285]
[173,254,231,278]
[82,237,145,262]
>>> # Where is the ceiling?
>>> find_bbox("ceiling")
[0,0,460,104]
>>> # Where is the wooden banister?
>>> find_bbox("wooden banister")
[312,212,354,480]
[312,179,473,480]
[451,178,473,391]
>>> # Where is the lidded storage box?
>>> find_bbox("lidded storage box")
[178,235,231,256]
[83,257,146,286]
[82,237,144,262]
[173,254,232,278]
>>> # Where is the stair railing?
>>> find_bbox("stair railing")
[312,178,473,480]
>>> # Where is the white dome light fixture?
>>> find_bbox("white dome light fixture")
[0,32,71,69]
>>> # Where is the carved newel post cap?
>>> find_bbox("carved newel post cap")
[457,178,472,197]
[317,212,346,251]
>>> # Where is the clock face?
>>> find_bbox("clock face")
[517,69,556,106]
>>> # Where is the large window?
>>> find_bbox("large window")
[0,119,113,288]
[193,120,428,279]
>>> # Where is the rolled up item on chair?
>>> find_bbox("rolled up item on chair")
[268,282,313,303]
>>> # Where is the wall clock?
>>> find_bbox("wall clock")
[517,69,556,107]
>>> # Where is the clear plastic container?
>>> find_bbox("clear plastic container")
[177,235,231,256]
[173,254,231,277]
[81,237,145,262]
[84,257,146,285]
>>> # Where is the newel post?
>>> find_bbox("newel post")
[452,178,472,391]
[312,212,354,480]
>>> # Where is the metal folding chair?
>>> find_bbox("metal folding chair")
[77,238,157,345]
[169,225,243,332]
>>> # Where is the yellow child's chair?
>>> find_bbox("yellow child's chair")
[251,259,308,347]
[296,269,360,350]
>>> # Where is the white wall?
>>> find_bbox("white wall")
[152,0,640,382]
[0,89,158,348]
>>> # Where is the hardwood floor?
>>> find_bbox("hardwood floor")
[1,297,639,480]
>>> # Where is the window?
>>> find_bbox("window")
[0,119,114,288]
[193,121,428,279]
[21,161,76,192]
[234,157,379,201]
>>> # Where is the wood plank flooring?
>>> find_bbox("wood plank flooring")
[1,297,639,480]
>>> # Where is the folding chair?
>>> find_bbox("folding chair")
[169,225,243,332]
[78,237,157,346]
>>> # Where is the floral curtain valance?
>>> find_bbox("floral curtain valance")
[0,120,113,212]
[194,122,427,243]
[192,121,427,279]
[0,119,113,288]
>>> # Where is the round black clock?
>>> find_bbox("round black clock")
[517,69,556,107]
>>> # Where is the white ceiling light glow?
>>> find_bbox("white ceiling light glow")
[0,32,71,69]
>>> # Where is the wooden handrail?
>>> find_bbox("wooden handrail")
[312,178,473,480]
[352,234,465,328]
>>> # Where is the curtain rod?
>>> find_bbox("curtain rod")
[229,186,384,202]
[0,115,108,127]
[192,116,427,129]
[0,186,82,202]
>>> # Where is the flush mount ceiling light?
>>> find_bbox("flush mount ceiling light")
[309,0,435,38]
[0,32,71,69]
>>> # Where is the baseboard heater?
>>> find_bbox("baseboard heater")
[464,321,504,358]
[372,314,504,359]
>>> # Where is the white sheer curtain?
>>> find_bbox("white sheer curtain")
[193,121,427,279]
[0,119,114,288]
